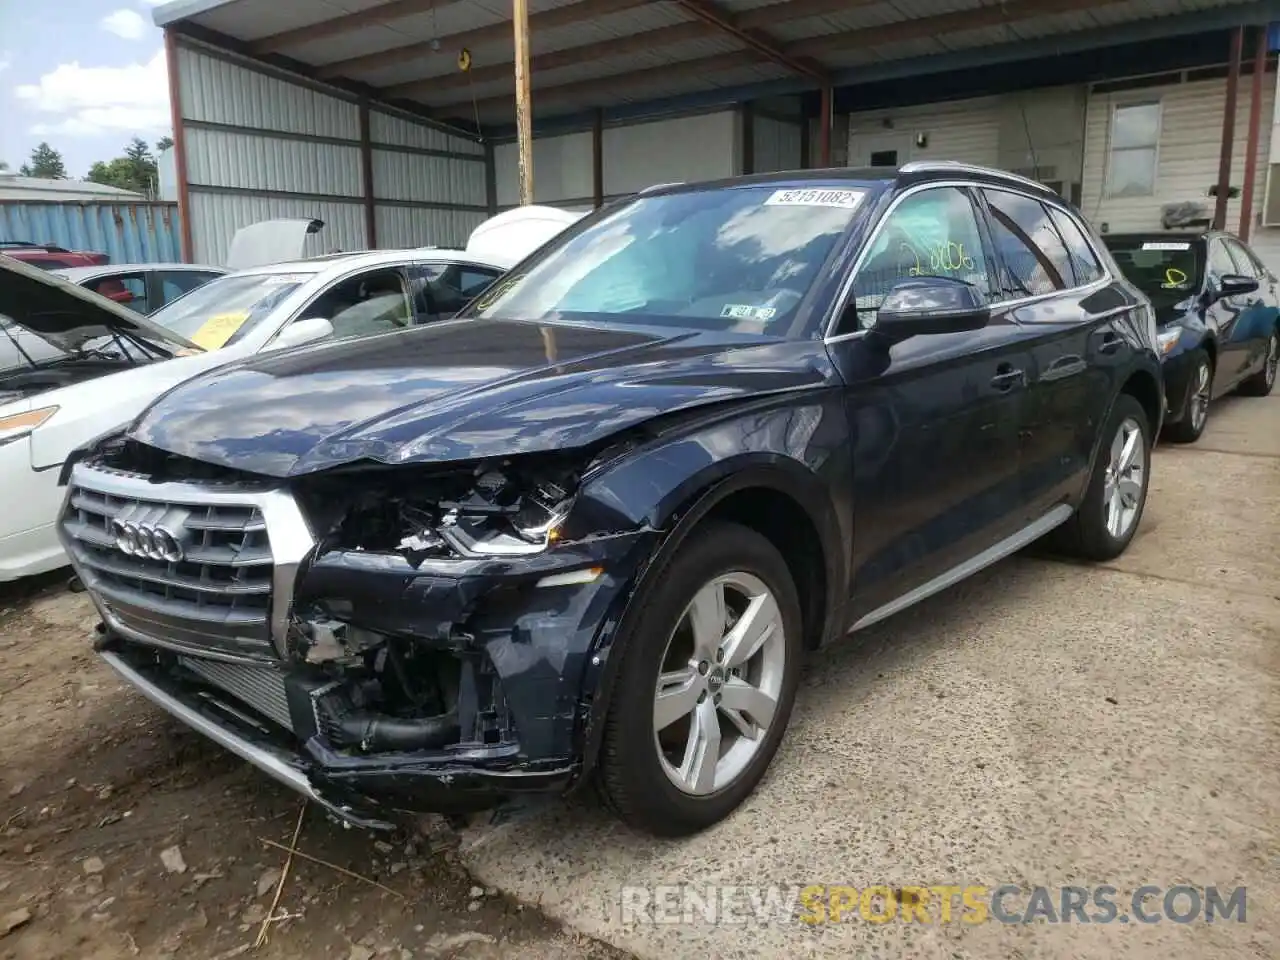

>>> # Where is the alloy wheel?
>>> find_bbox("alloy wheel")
[1102,416,1146,540]
[653,572,786,796]
[1267,333,1278,389]
[1189,359,1211,432]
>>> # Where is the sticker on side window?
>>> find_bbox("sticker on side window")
[720,304,777,322]
[763,188,864,209]
[1141,241,1192,251]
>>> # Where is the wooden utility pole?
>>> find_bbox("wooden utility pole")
[513,0,534,205]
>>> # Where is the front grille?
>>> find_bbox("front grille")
[60,462,311,663]
[179,656,293,731]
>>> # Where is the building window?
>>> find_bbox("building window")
[1106,102,1161,198]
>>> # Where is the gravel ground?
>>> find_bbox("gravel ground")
[2,392,1276,960]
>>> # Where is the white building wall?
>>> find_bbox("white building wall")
[847,96,1003,168]
[1082,69,1278,264]
[175,42,488,264]
[602,111,740,195]
[494,131,594,208]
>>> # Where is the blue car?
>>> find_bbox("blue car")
[61,163,1166,837]
[1104,231,1280,443]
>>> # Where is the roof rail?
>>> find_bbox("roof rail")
[898,160,1049,193]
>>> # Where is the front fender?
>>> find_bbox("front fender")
[565,392,852,786]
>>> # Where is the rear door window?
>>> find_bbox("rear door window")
[1047,208,1105,286]
[159,270,221,306]
[85,273,148,314]
[410,263,504,321]
[982,189,1074,298]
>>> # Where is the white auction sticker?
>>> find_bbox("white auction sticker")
[763,187,864,209]
[1141,241,1192,251]
[720,304,777,322]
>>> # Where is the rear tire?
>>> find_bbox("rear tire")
[1164,348,1212,444]
[1237,329,1278,397]
[596,521,802,837]
[1049,393,1151,562]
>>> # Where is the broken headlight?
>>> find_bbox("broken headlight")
[319,461,578,562]
[434,469,574,557]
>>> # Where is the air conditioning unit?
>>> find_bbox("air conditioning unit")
[1263,163,1280,227]
[1161,201,1211,230]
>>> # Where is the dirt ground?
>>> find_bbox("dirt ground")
[0,572,626,960]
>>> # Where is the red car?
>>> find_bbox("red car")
[0,240,109,269]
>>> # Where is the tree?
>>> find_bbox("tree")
[19,142,67,179]
[156,136,174,152]
[87,137,159,197]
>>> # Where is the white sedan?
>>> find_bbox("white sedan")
[0,207,583,581]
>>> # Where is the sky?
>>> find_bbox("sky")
[1,0,173,177]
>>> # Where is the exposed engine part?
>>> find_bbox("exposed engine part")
[302,618,385,665]
[326,706,460,752]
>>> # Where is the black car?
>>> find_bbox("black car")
[1104,231,1279,442]
[59,162,1164,837]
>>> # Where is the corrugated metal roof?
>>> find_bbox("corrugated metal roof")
[155,0,1265,127]
[0,175,145,201]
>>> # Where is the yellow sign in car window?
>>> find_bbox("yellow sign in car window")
[190,311,249,350]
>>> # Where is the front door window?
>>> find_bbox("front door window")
[848,186,993,330]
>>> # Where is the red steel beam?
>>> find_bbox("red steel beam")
[1214,25,1244,231]
[163,29,194,263]
[1239,26,1268,242]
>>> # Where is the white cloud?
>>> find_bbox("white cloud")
[0,57,11,75]
[102,9,149,40]
[14,50,170,138]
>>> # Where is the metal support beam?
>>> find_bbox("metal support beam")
[1239,26,1268,241]
[317,0,645,80]
[819,84,833,167]
[1214,25,1244,231]
[250,0,467,54]
[592,109,604,208]
[358,100,377,249]
[513,0,534,205]
[672,0,827,81]
[163,29,194,263]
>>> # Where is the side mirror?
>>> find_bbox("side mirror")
[1214,273,1259,299]
[274,316,333,350]
[868,277,990,341]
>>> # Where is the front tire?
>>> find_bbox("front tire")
[1051,393,1151,562]
[1237,328,1278,397]
[1164,349,1211,444]
[596,521,802,836]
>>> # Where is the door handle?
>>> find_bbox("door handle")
[990,366,1026,390]
[1095,331,1123,355]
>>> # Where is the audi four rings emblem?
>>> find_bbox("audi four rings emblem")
[109,505,191,563]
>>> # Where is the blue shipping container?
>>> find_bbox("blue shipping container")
[0,202,183,264]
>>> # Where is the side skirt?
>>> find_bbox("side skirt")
[848,503,1074,634]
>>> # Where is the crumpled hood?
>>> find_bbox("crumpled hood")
[127,318,835,477]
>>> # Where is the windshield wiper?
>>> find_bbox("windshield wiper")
[0,322,38,369]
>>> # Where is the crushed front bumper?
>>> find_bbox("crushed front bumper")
[98,637,579,830]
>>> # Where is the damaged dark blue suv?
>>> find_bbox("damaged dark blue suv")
[60,163,1164,837]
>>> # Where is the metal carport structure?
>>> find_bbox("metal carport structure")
[152,0,1280,262]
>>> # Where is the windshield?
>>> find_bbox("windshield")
[148,272,309,348]
[1104,238,1203,307]
[0,267,174,403]
[464,184,871,336]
